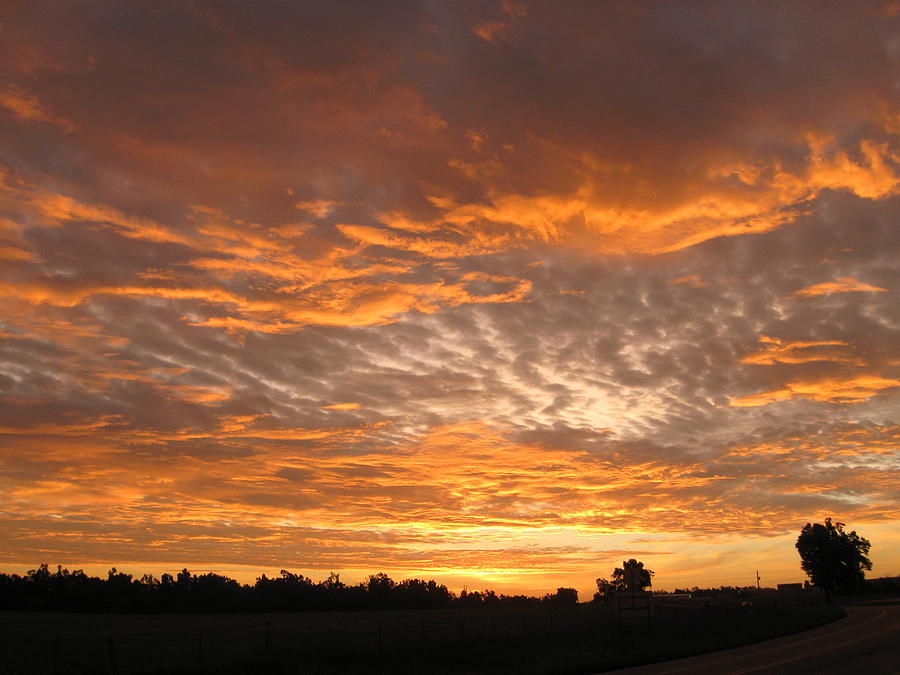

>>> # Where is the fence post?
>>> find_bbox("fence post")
[264,621,271,669]
[421,618,426,644]
[378,623,383,653]
[197,630,203,674]
[107,636,119,674]
[52,636,61,675]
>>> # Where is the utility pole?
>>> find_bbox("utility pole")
[756,571,761,589]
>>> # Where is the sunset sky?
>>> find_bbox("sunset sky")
[1,1,898,599]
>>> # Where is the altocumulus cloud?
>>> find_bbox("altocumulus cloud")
[0,1,898,592]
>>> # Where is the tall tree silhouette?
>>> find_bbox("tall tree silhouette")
[796,518,871,601]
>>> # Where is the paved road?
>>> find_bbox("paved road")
[608,601,900,674]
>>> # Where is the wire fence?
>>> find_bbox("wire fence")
[4,597,828,674]
[7,605,616,674]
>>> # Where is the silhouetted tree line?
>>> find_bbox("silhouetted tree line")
[670,585,762,598]
[864,576,900,593]
[0,565,578,613]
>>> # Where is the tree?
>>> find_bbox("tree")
[611,559,654,591]
[593,577,615,602]
[555,587,579,606]
[365,572,396,607]
[594,559,654,601]
[796,518,871,601]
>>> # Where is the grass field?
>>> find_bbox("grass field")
[0,600,845,674]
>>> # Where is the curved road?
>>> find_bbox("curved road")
[609,601,900,674]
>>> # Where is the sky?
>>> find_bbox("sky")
[0,1,898,600]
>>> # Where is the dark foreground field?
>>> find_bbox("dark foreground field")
[0,601,844,674]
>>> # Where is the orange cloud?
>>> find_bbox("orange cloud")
[7,416,894,560]
[730,375,900,407]
[0,177,191,246]
[473,20,509,43]
[380,136,898,257]
[722,423,900,460]
[321,402,361,410]
[669,274,708,288]
[740,336,861,365]
[0,84,75,131]
[3,412,898,596]
[472,0,527,43]
[793,277,889,297]
[190,277,533,331]
[804,137,899,200]
[294,200,337,218]
[0,214,35,259]
[0,244,34,261]
[0,178,534,332]
[337,223,508,259]
[0,416,123,436]
[161,384,233,405]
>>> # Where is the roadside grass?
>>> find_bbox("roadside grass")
[0,602,845,674]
